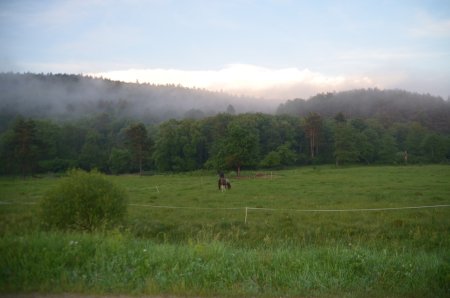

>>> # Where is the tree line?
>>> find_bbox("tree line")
[3,73,449,134]
[0,72,265,132]
[277,89,450,134]
[1,111,449,176]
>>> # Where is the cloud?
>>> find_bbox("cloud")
[90,64,376,100]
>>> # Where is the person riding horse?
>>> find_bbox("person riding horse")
[218,172,231,191]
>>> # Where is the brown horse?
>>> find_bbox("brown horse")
[218,176,231,192]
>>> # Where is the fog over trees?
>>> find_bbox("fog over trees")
[277,89,450,134]
[0,73,266,131]
[1,73,449,131]
[0,72,449,176]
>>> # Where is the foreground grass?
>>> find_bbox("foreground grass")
[1,165,449,296]
[1,232,448,297]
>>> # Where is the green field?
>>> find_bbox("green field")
[1,165,449,297]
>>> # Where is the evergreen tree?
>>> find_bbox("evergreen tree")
[125,123,150,175]
[226,104,236,115]
[304,112,322,159]
[12,118,39,177]
[79,130,108,171]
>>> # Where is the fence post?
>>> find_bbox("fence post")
[245,207,248,224]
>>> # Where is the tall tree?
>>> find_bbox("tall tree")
[153,120,179,171]
[226,104,236,115]
[125,123,150,175]
[404,122,427,162]
[58,123,86,169]
[334,112,347,124]
[12,118,39,177]
[79,130,108,171]
[334,122,359,166]
[109,148,132,174]
[0,130,15,174]
[359,128,379,164]
[378,133,398,164]
[34,120,64,172]
[224,121,259,176]
[421,133,447,163]
[304,112,322,159]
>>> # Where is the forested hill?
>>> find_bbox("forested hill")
[277,89,450,134]
[0,72,260,126]
[2,73,449,134]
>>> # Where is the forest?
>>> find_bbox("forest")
[0,72,262,132]
[2,111,449,176]
[1,73,449,176]
[277,89,450,134]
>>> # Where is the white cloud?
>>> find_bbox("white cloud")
[90,64,376,99]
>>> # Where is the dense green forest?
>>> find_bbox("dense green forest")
[1,73,449,176]
[1,112,449,176]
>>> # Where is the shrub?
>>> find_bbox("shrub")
[40,169,127,231]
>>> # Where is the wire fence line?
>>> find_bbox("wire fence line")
[128,203,450,212]
[126,203,450,224]
[2,201,450,212]
[2,201,449,224]
[128,203,243,210]
[0,201,36,205]
[246,204,450,212]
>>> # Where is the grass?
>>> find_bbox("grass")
[1,165,450,297]
[1,232,448,297]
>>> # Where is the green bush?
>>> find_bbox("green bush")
[40,169,127,231]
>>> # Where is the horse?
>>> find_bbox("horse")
[218,176,231,192]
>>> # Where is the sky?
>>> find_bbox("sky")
[1,0,450,101]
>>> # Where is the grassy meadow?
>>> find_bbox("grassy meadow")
[0,165,449,297]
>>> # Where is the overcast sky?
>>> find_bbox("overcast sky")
[1,0,449,100]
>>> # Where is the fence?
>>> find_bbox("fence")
[128,203,450,224]
[2,200,449,224]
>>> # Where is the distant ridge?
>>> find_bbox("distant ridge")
[1,73,449,134]
[277,89,450,133]
[0,72,262,126]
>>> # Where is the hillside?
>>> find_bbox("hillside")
[2,73,449,134]
[277,89,450,133]
[0,72,262,128]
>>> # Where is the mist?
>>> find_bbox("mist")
[0,73,277,126]
[2,72,449,135]
[91,65,378,102]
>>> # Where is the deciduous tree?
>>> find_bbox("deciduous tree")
[334,123,359,166]
[304,112,322,159]
[224,121,259,176]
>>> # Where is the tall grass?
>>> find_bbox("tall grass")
[1,165,449,296]
[1,231,448,297]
